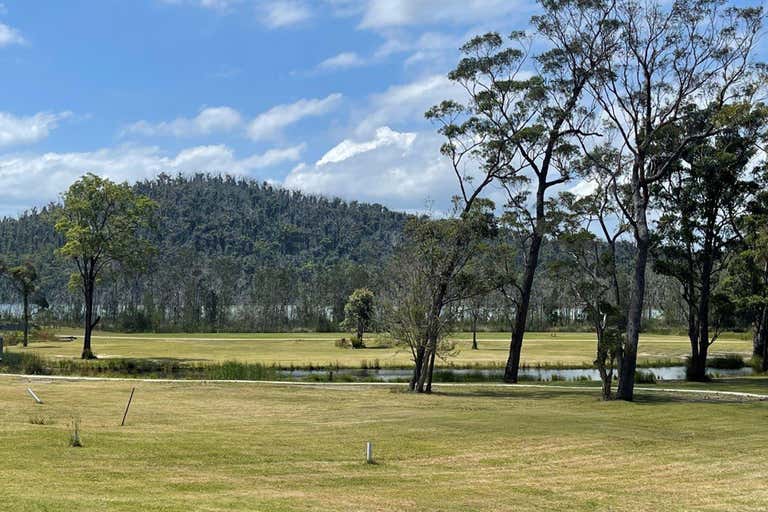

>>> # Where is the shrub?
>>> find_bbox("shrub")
[200,361,276,381]
[708,354,745,370]
[634,370,657,384]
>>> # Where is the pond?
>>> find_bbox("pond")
[281,365,756,382]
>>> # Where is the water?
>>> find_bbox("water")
[281,365,756,382]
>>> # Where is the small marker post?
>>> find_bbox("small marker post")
[121,387,135,426]
[365,441,374,464]
[27,387,43,404]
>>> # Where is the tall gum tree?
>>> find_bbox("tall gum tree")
[55,174,155,359]
[652,104,768,381]
[431,0,618,382]
[580,0,762,399]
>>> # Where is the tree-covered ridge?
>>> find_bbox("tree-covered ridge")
[0,173,410,331]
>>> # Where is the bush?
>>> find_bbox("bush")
[199,361,277,381]
[634,370,657,384]
[708,354,745,370]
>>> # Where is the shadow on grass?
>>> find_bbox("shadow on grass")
[427,385,765,404]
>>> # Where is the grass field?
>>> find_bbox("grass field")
[7,330,754,369]
[1,376,767,511]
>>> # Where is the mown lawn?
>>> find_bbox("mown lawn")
[6,330,753,368]
[1,377,766,511]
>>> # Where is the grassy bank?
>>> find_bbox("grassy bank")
[4,330,753,370]
[1,377,766,511]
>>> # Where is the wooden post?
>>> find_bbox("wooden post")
[121,387,135,426]
[27,387,43,404]
[365,441,374,464]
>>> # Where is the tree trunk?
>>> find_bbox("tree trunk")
[425,346,437,393]
[504,231,543,383]
[410,344,426,391]
[22,292,29,348]
[82,281,96,359]
[754,304,768,372]
[617,189,649,401]
[753,304,768,363]
[471,314,478,350]
[689,254,713,382]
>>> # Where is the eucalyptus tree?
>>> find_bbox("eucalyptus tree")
[431,0,617,382]
[0,260,41,347]
[580,0,762,399]
[552,182,627,399]
[55,174,156,359]
[653,105,768,380]
[725,169,768,370]
[383,208,496,393]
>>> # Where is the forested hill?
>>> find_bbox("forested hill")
[0,173,410,331]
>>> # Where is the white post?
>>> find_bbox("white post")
[27,387,43,404]
[365,441,374,464]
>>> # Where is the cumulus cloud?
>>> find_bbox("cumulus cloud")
[123,106,243,138]
[247,93,342,140]
[0,143,304,214]
[285,126,455,209]
[317,51,365,71]
[0,111,71,148]
[0,22,23,47]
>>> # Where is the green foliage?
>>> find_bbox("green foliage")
[55,173,156,284]
[0,352,48,374]
[199,361,277,381]
[707,355,745,370]
[342,288,375,347]
[0,174,407,333]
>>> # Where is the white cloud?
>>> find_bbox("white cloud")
[354,74,460,136]
[285,126,455,209]
[123,106,243,138]
[317,126,415,166]
[0,111,70,148]
[0,143,304,213]
[0,22,24,47]
[357,0,527,29]
[260,0,312,27]
[318,51,365,71]
[247,93,342,140]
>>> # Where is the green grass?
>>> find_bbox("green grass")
[6,329,754,369]
[1,376,767,511]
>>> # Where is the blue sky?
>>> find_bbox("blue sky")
[0,0,537,216]
[0,1,764,217]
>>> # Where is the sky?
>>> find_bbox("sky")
[0,0,540,217]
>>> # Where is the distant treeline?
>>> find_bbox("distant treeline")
[0,173,682,333]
